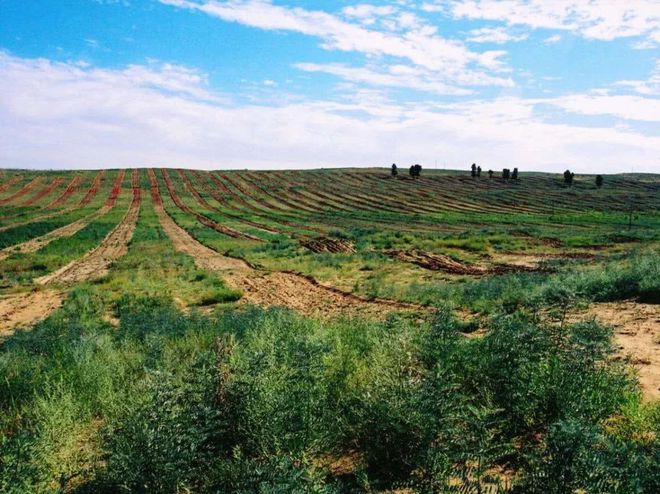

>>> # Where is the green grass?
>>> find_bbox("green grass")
[0,168,659,492]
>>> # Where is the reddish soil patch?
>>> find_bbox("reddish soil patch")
[80,170,106,206]
[300,236,356,254]
[21,177,65,206]
[0,177,43,205]
[46,176,82,209]
[177,170,281,235]
[161,169,262,242]
[148,169,162,206]
[104,170,126,208]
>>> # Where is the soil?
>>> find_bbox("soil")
[572,301,660,400]
[0,176,22,193]
[46,176,83,209]
[388,249,487,275]
[0,204,114,261]
[300,236,356,254]
[0,177,43,205]
[151,190,415,319]
[160,169,262,242]
[0,289,63,335]
[80,170,106,206]
[21,177,65,206]
[36,185,140,285]
[104,170,126,208]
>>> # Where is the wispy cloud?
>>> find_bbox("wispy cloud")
[614,59,660,96]
[160,0,513,88]
[466,26,528,44]
[441,0,660,42]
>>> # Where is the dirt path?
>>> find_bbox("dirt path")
[0,176,22,194]
[80,170,106,206]
[0,177,42,205]
[0,289,63,335]
[160,169,262,242]
[36,178,140,285]
[0,173,136,335]
[573,301,660,400]
[0,204,114,262]
[46,176,83,209]
[20,177,65,207]
[150,175,414,318]
[0,171,106,233]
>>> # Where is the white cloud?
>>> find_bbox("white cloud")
[547,93,660,122]
[1,53,659,173]
[442,0,660,42]
[160,0,513,87]
[544,34,562,44]
[295,62,476,95]
[342,4,397,25]
[614,60,660,95]
[466,26,528,44]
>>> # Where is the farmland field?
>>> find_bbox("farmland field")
[0,167,659,492]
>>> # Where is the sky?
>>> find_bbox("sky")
[0,1,659,173]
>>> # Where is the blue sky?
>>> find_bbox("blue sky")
[1,0,659,172]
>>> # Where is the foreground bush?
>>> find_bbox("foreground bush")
[0,292,657,492]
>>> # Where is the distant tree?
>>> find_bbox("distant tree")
[471,163,477,178]
[502,168,511,180]
[595,174,603,188]
[512,167,519,180]
[411,164,422,178]
[391,163,398,177]
[409,165,415,178]
[477,166,482,177]
[488,169,494,179]
[564,169,574,186]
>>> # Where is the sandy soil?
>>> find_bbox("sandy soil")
[46,176,83,209]
[152,190,414,319]
[0,205,113,262]
[573,301,660,400]
[36,188,140,285]
[0,289,63,335]
[0,177,42,205]
[0,176,22,193]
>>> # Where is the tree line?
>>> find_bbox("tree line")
[390,163,605,187]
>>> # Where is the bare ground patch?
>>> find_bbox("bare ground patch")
[300,236,356,254]
[0,289,63,335]
[572,301,660,400]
